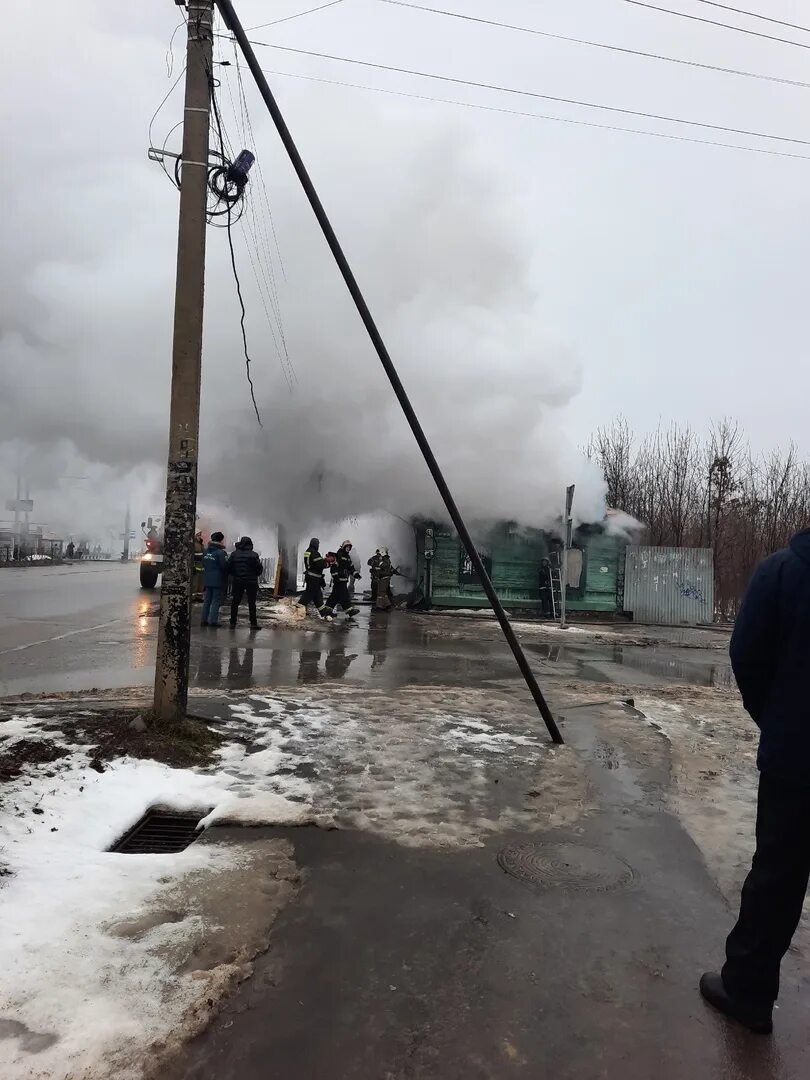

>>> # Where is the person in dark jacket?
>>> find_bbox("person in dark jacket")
[227,536,263,628]
[299,538,329,617]
[700,527,810,1035]
[373,549,400,611]
[201,531,228,627]
[321,540,361,620]
[368,549,382,603]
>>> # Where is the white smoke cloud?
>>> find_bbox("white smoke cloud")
[0,1,607,549]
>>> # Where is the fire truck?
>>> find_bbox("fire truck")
[139,517,163,589]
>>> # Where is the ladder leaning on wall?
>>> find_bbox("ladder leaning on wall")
[549,562,563,620]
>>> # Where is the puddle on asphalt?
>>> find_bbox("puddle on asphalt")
[185,612,734,694]
[525,641,732,689]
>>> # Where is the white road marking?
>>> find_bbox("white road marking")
[0,619,124,656]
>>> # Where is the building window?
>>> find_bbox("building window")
[459,548,492,585]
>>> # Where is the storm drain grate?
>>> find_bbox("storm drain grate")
[110,810,207,854]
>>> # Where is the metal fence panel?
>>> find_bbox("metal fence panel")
[623,546,714,626]
[260,556,276,586]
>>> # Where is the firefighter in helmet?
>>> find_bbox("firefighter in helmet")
[299,538,330,618]
[321,540,361,620]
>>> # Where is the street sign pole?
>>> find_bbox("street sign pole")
[560,484,576,630]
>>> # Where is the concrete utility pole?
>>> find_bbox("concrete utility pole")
[153,0,214,723]
[559,484,575,630]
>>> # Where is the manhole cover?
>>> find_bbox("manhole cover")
[110,810,207,854]
[497,841,634,892]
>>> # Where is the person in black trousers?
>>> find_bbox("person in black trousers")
[701,527,810,1035]
[227,536,263,628]
[321,540,361,620]
[299,538,329,617]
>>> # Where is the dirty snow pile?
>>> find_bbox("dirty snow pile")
[0,686,564,1078]
[0,713,316,1080]
[221,687,566,847]
[256,595,308,626]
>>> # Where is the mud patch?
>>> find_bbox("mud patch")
[56,710,225,770]
[0,739,68,782]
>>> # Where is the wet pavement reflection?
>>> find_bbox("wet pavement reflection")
[186,610,734,693]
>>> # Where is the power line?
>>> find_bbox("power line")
[234,54,289,288]
[221,60,294,389]
[231,55,296,384]
[377,0,810,89]
[244,39,810,147]
[207,55,263,425]
[247,0,345,33]
[621,0,810,49]
[148,64,186,148]
[693,1,810,34]
[258,64,810,160]
[218,27,297,389]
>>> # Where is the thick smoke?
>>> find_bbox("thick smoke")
[0,1,606,550]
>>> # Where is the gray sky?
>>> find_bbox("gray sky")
[1,0,808,543]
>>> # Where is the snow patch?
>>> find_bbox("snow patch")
[200,791,325,829]
[0,717,320,1080]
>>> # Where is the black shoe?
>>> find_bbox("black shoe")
[699,972,773,1035]
[229,623,236,630]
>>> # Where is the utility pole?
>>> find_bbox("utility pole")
[153,0,214,724]
[122,504,131,562]
[13,447,21,559]
[559,484,575,630]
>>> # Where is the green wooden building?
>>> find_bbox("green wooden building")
[413,518,627,614]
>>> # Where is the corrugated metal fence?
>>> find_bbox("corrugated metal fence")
[623,546,714,626]
[260,556,277,586]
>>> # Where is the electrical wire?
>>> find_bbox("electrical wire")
[166,18,187,78]
[621,0,810,49]
[376,0,810,89]
[224,48,296,386]
[225,199,263,425]
[220,64,294,390]
[257,64,810,160]
[235,55,289,286]
[207,40,263,425]
[148,64,186,152]
[693,1,810,34]
[245,40,810,147]
[247,0,345,33]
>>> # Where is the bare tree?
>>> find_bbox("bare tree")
[589,417,810,619]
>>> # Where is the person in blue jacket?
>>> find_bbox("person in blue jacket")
[701,527,810,1034]
[200,531,228,627]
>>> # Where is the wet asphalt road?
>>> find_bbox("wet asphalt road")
[0,563,732,698]
[171,702,810,1080]
[5,566,809,1078]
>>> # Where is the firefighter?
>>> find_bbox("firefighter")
[299,538,329,617]
[373,548,400,611]
[368,549,383,603]
[322,540,361,620]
